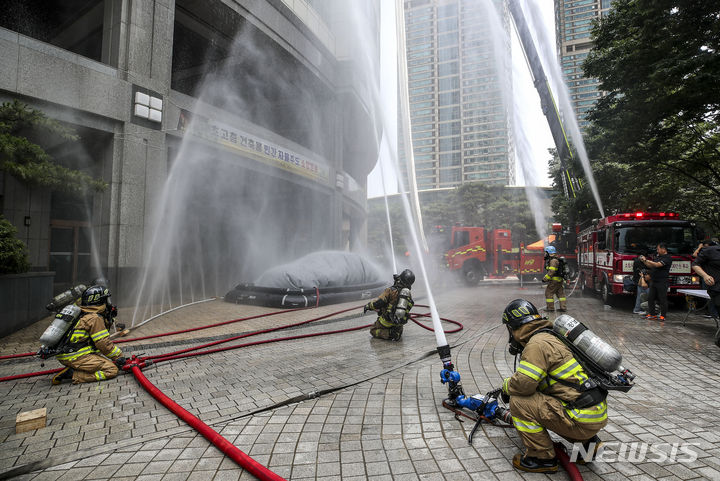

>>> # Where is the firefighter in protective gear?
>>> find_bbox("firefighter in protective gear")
[52,285,124,384]
[364,269,415,341]
[500,299,607,473]
[543,246,567,312]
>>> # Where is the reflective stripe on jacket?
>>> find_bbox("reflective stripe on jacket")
[56,305,122,362]
[501,325,606,418]
[544,257,564,282]
[367,287,413,328]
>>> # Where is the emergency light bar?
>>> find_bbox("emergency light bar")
[618,212,678,219]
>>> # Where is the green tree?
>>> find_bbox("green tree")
[581,0,720,231]
[0,100,106,194]
[0,215,29,274]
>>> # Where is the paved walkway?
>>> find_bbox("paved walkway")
[1,283,719,480]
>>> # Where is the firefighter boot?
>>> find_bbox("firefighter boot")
[52,367,74,385]
[575,435,603,465]
[543,302,555,312]
[557,298,567,312]
[512,453,558,473]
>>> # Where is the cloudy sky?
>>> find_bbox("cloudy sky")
[368,1,556,198]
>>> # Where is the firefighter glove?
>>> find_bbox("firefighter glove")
[363,304,372,314]
[114,357,128,370]
[500,391,510,404]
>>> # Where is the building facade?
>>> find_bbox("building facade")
[0,0,380,304]
[554,0,612,129]
[402,0,514,191]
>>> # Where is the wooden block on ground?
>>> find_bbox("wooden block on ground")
[108,329,130,340]
[16,408,46,433]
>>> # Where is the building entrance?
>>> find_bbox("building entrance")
[49,220,94,291]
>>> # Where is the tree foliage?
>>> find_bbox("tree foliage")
[0,100,106,194]
[577,0,720,232]
[0,215,29,275]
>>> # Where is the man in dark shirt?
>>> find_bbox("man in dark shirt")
[692,243,720,319]
[640,243,673,320]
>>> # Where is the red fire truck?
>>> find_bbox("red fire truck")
[432,224,576,285]
[577,212,701,303]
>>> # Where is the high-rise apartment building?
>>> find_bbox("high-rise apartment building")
[554,0,613,128]
[403,0,514,191]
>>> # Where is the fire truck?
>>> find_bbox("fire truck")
[577,212,701,304]
[432,224,577,286]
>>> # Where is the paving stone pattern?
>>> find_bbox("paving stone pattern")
[1,283,719,480]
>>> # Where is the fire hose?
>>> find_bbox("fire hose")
[127,358,285,481]
[0,308,461,382]
[1,306,464,480]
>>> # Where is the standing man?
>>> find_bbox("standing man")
[641,243,673,321]
[693,240,720,319]
[632,254,649,315]
[542,246,567,312]
[692,241,720,325]
[364,269,415,341]
[52,285,125,384]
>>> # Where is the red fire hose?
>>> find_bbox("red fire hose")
[0,367,64,382]
[129,361,285,481]
[0,308,304,361]
[554,442,584,481]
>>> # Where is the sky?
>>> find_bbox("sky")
[367,1,556,199]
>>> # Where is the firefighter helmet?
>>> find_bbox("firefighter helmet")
[81,285,111,307]
[394,269,415,288]
[544,245,557,255]
[502,299,542,329]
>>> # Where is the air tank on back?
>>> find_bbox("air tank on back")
[39,304,82,349]
[45,284,87,312]
[553,314,626,373]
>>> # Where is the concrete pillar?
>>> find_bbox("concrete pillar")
[104,0,175,303]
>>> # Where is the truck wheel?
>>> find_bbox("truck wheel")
[601,280,612,305]
[463,265,482,286]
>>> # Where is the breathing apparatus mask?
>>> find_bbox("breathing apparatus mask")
[103,297,118,330]
[507,327,524,356]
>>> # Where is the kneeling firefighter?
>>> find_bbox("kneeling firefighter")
[501,299,607,473]
[364,269,415,341]
[50,285,125,384]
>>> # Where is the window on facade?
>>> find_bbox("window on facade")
[439,106,459,121]
[439,76,459,91]
[438,47,458,62]
[439,169,461,183]
[437,17,458,33]
[439,121,460,136]
[1,0,105,63]
[438,62,459,77]
[439,152,461,167]
[438,32,458,48]
[438,91,459,106]
[439,136,461,152]
[409,65,433,74]
[438,3,458,18]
